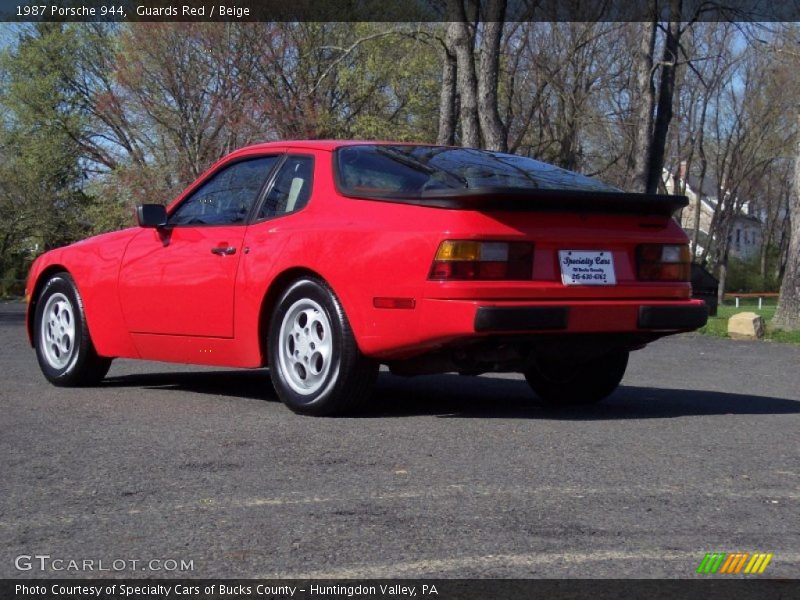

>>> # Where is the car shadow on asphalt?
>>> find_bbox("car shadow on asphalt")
[101,370,800,420]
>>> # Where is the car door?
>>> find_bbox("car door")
[119,155,281,338]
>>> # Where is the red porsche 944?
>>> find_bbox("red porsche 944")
[26,141,708,415]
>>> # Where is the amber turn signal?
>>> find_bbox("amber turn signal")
[429,240,533,280]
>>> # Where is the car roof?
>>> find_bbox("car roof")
[229,139,449,155]
[181,141,450,203]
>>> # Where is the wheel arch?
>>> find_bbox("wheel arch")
[27,264,72,347]
[258,267,333,364]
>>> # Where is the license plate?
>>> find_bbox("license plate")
[558,250,616,286]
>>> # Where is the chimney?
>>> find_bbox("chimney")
[678,160,688,181]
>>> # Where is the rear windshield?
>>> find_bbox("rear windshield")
[335,145,620,197]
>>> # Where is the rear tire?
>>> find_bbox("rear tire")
[524,351,628,406]
[34,273,112,386]
[267,277,377,416]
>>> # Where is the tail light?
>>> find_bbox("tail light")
[637,244,691,281]
[429,240,533,280]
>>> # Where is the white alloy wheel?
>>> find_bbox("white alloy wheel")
[40,292,76,369]
[277,298,334,395]
[267,277,377,415]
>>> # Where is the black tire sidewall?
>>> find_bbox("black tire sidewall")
[526,350,629,405]
[34,274,91,384]
[268,278,348,413]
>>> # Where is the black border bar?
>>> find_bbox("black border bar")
[1,0,799,23]
[3,579,799,600]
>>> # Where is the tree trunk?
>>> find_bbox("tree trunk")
[773,110,800,330]
[690,102,710,260]
[759,180,777,285]
[437,28,458,146]
[777,201,791,283]
[717,260,727,308]
[691,192,703,260]
[759,226,771,280]
[646,0,682,194]
[692,161,709,261]
[630,6,657,192]
[446,0,481,148]
[476,0,507,151]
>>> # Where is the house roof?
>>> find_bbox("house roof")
[669,166,763,226]
[733,213,761,225]
[665,165,720,201]
[684,172,721,200]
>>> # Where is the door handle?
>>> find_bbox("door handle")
[211,246,236,256]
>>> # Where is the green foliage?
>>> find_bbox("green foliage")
[329,24,440,141]
[0,25,102,295]
[724,252,783,293]
[293,23,440,141]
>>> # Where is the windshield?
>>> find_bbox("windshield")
[335,145,620,197]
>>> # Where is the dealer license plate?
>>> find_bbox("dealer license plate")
[558,250,616,286]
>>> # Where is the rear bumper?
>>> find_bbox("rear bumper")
[362,297,708,359]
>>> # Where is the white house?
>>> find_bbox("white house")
[663,164,761,260]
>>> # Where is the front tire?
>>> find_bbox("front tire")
[34,273,112,386]
[524,350,629,406]
[267,278,377,415]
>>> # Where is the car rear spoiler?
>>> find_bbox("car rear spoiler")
[346,187,688,217]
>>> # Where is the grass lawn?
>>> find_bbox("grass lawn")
[699,304,800,344]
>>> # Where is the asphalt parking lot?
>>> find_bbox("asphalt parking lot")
[1,300,798,579]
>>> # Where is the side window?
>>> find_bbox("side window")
[169,156,279,226]
[257,156,314,220]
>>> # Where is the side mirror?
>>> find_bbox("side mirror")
[136,204,168,228]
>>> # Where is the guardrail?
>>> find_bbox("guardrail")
[723,293,779,310]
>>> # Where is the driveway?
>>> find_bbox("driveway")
[1,301,798,578]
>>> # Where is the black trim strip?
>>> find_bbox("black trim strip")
[345,188,687,217]
[474,306,569,332]
[638,305,709,330]
[247,153,289,224]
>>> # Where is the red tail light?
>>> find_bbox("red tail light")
[429,241,533,280]
[637,244,691,281]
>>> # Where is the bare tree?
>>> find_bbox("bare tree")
[669,23,736,258]
[444,1,481,148]
[630,5,657,192]
[774,109,800,329]
[439,0,507,150]
[701,48,790,302]
[758,161,792,283]
[646,0,683,194]
[476,0,507,151]
[437,28,458,145]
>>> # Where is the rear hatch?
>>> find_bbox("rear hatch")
[334,144,690,301]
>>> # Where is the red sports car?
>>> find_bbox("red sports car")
[26,141,707,415]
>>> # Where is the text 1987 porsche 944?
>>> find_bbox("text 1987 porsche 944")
[26,141,708,415]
